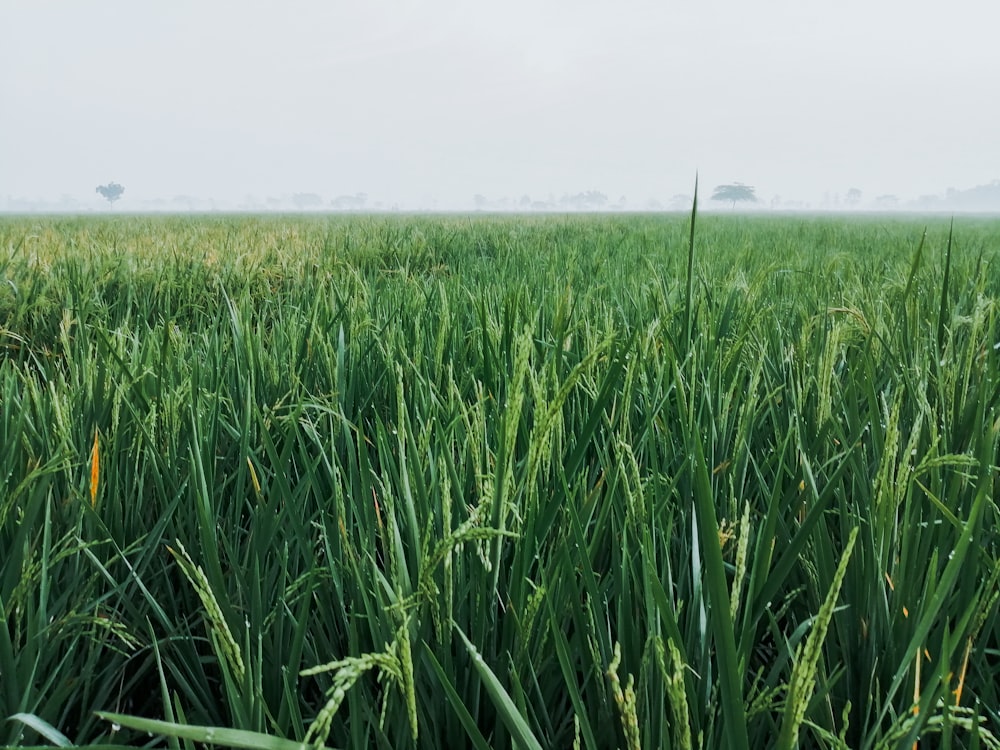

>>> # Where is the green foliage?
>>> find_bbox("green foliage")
[1,212,999,748]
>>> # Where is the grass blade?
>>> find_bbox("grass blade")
[454,623,545,750]
[684,397,750,748]
[96,713,322,750]
[7,713,72,747]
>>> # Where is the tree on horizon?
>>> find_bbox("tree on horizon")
[95,182,125,207]
[711,183,757,209]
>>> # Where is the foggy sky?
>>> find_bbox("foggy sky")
[3,0,999,209]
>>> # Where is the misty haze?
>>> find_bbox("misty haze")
[2,1,999,212]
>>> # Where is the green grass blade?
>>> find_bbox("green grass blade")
[684,397,750,750]
[544,596,599,750]
[96,713,323,750]
[684,174,699,351]
[676,351,750,749]
[7,713,73,747]
[936,218,954,357]
[867,456,994,746]
[422,642,494,750]
[454,623,545,750]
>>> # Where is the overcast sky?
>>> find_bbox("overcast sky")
[3,0,999,208]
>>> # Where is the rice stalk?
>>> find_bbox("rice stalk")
[167,540,246,685]
[301,645,403,748]
[606,642,641,750]
[777,525,858,750]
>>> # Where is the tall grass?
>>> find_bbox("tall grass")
[1,212,998,748]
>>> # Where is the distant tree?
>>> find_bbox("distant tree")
[292,193,324,210]
[942,180,1000,211]
[845,187,863,207]
[473,194,488,210]
[172,195,198,211]
[669,194,693,211]
[331,193,367,210]
[914,194,943,210]
[95,182,125,207]
[711,183,757,208]
[560,191,608,211]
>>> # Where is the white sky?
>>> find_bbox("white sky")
[2,0,999,208]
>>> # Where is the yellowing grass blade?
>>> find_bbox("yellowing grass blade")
[90,428,100,507]
[246,456,261,500]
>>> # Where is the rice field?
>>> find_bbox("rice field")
[1,211,999,749]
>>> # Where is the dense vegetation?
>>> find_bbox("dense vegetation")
[1,212,999,749]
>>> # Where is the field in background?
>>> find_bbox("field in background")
[1,213,999,749]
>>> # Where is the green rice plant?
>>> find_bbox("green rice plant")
[1,212,999,748]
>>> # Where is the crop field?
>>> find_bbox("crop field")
[1,211,999,749]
